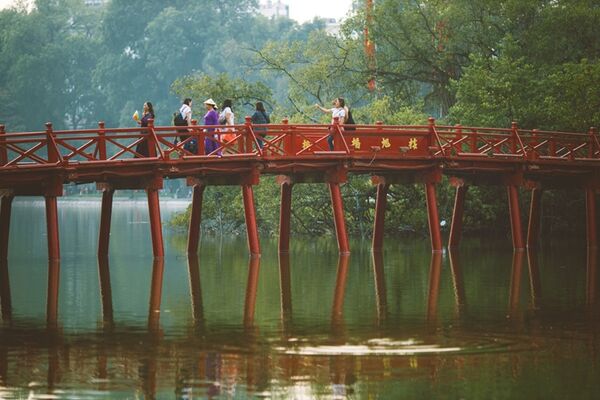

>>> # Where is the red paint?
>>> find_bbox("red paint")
[329,183,350,254]
[372,183,389,252]
[448,185,467,248]
[0,195,13,259]
[187,184,205,254]
[45,196,60,260]
[507,185,524,250]
[146,189,164,258]
[98,188,114,257]
[527,188,542,249]
[586,188,597,248]
[279,182,293,253]
[242,185,261,255]
[425,182,443,252]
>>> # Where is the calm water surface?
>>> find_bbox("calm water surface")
[0,198,599,399]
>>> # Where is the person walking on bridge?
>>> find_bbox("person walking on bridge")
[315,97,346,150]
[134,101,155,157]
[203,98,220,155]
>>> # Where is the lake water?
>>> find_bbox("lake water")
[0,199,598,399]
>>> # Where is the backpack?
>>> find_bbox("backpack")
[173,111,187,126]
[345,110,356,131]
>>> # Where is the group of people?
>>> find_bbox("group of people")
[134,96,352,156]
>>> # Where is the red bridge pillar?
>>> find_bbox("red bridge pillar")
[507,185,524,250]
[278,179,293,253]
[329,183,350,254]
[242,184,261,256]
[527,188,543,249]
[372,181,389,252]
[425,182,443,252]
[98,187,114,257]
[586,188,597,248]
[187,184,205,254]
[0,193,13,259]
[448,179,468,249]
[46,259,60,326]
[45,196,60,260]
[146,188,164,258]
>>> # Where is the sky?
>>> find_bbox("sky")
[0,0,355,23]
[286,0,354,23]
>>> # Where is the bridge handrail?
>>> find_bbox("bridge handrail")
[0,120,598,169]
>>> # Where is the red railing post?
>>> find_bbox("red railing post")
[45,122,60,164]
[470,128,478,153]
[147,118,156,157]
[189,119,202,156]
[453,124,462,156]
[245,116,253,154]
[98,121,106,160]
[0,124,7,166]
[589,127,596,158]
[333,116,341,151]
[530,129,539,160]
[282,119,291,155]
[427,117,435,154]
[511,121,518,154]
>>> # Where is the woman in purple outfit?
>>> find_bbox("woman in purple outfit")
[203,98,219,155]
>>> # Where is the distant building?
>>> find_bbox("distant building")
[84,0,107,6]
[259,0,289,19]
[323,18,340,35]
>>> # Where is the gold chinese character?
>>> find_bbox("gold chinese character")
[302,139,311,150]
[351,137,361,149]
[381,138,391,149]
[408,137,418,150]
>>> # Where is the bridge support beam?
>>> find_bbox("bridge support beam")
[98,188,114,258]
[279,181,293,253]
[146,189,164,258]
[507,185,525,250]
[244,256,261,327]
[425,182,443,252]
[329,183,350,254]
[527,188,543,249]
[448,184,468,248]
[372,183,389,252]
[242,185,261,256]
[45,196,60,260]
[0,258,11,321]
[46,259,60,326]
[586,188,597,249]
[97,257,113,325]
[187,184,205,254]
[148,258,165,331]
[0,194,13,259]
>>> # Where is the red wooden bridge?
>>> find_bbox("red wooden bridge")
[0,117,599,260]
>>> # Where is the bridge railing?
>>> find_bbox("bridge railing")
[0,120,598,169]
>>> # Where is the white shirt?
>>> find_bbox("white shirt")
[180,103,192,123]
[331,107,345,124]
[220,107,234,125]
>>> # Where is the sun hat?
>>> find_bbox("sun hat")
[203,98,216,106]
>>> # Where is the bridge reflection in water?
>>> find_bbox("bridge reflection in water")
[1,119,600,260]
[0,245,598,399]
